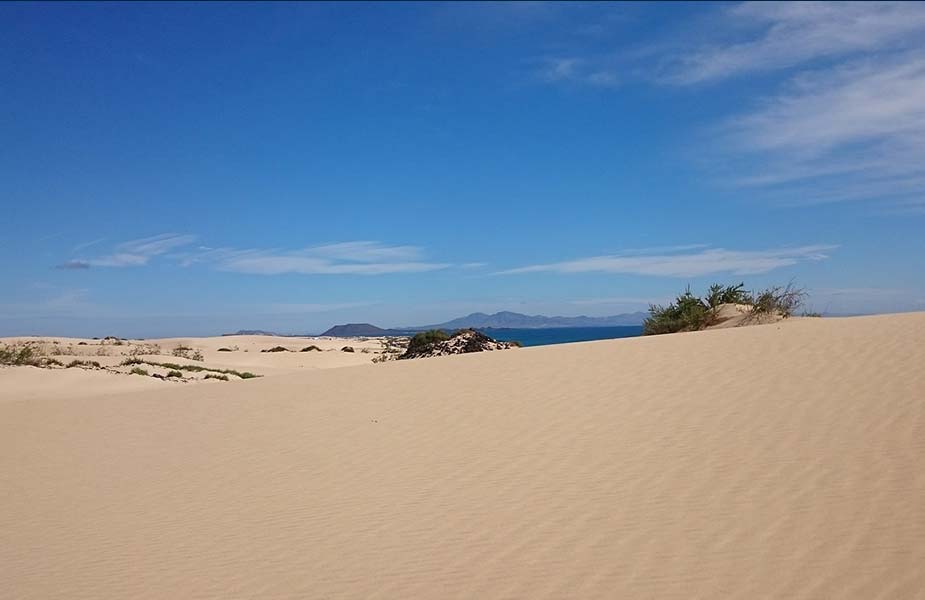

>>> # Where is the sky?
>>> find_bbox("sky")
[2,1,924,337]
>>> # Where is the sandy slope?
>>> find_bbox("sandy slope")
[0,335,394,400]
[2,313,924,599]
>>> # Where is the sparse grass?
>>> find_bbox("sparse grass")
[746,283,807,322]
[1,345,62,367]
[300,345,322,352]
[129,367,149,376]
[802,311,823,317]
[120,358,259,379]
[172,345,204,361]
[204,373,229,381]
[66,359,102,369]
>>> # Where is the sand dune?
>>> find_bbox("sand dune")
[2,313,924,598]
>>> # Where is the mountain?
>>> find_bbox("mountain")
[411,311,648,330]
[320,323,394,337]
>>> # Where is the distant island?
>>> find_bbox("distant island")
[412,310,648,331]
[316,311,647,338]
[320,323,394,337]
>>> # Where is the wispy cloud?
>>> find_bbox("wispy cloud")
[56,260,91,270]
[659,2,925,85]
[62,233,197,269]
[182,241,451,276]
[498,245,836,277]
[537,56,620,87]
[718,52,925,207]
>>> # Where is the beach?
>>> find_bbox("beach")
[2,313,924,598]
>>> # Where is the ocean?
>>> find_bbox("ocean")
[481,326,644,347]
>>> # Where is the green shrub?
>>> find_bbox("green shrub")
[238,372,257,379]
[166,370,183,378]
[204,373,229,381]
[406,330,450,354]
[129,367,149,376]
[705,282,751,308]
[643,288,711,335]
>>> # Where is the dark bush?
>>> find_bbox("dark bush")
[300,345,322,352]
[261,346,289,353]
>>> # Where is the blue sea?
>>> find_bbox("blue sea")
[481,326,644,347]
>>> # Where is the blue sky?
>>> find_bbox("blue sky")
[2,1,924,337]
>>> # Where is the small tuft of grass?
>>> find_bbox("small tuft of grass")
[66,359,102,369]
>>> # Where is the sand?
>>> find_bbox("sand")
[2,313,924,599]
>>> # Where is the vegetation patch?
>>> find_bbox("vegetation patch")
[341,346,355,353]
[129,367,149,376]
[0,345,63,368]
[120,358,259,380]
[172,346,204,361]
[166,370,183,378]
[300,345,322,352]
[66,359,102,369]
[643,282,808,335]
[261,346,290,353]
[204,373,229,381]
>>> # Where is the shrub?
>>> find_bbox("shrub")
[341,346,355,353]
[406,330,450,354]
[166,370,183,378]
[705,282,751,309]
[643,287,711,335]
[238,371,257,379]
[204,373,229,381]
[217,347,233,352]
[77,341,88,345]
[300,345,322,352]
[0,345,36,366]
[261,346,289,353]
[748,283,806,320]
[129,367,149,376]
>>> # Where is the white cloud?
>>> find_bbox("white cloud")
[183,241,451,276]
[71,233,197,268]
[498,245,836,277]
[661,1,925,84]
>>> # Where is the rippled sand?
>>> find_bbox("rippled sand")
[2,313,924,599]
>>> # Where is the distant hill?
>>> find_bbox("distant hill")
[320,323,394,337]
[223,329,278,336]
[412,311,648,330]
